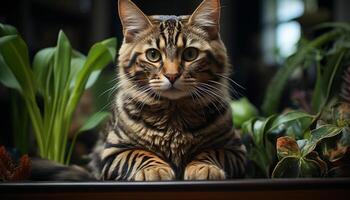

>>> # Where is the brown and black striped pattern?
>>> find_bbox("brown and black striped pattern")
[93,0,246,181]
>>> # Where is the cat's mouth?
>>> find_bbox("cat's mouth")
[158,86,189,100]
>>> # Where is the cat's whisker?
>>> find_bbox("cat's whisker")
[197,83,228,111]
[192,87,210,116]
[196,86,225,115]
[208,80,240,99]
[216,74,245,90]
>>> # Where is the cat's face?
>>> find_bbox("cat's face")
[118,0,229,100]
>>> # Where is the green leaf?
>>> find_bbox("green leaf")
[85,70,102,89]
[276,136,301,159]
[258,115,276,141]
[101,38,117,59]
[267,111,314,133]
[285,118,311,140]
[78,112,111,133]
[299,157,324,177]
[306,151,327,175]
[0,53,21,92]
[272,153,325,178]
[53,30,72,94]
[69,57,86,89]
[302,125,344,156]
[0,34,17,45]
[0,23,18,36]
[241,117,257,136]
[32,47,55,95]
[0,34,34,97]
[272,156,300,178]
[69,56,103,90]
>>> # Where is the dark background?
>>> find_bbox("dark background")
[0,0,349,157]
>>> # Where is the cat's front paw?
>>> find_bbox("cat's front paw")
[184,162,226,180]
[133,166,175,181]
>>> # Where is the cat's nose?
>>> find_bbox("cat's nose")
[164,73,180,84]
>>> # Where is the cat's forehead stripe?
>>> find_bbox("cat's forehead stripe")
[159,18,182,47]
[158,18,183,59]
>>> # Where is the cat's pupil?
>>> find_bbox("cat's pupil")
[187,51,193,57]
[151,51,157,58]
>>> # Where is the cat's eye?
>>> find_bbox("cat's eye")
[182,47,199,62]
[146,48,161,62]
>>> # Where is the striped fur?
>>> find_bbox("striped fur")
[92,0,246,181]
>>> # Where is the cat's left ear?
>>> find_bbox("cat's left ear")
[118,0,152,43]
[188,0,220,39]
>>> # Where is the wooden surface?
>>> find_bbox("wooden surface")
[1,178,350,200]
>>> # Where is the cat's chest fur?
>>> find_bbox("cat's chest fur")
[117,96,210,167]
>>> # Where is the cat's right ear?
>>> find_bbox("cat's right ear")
[118,0,152,43]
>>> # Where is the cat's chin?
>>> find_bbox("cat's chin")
[159,88,189,100]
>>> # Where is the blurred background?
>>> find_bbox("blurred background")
[0,0,349,160]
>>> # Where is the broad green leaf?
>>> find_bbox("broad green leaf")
[306,151,327,175]
[252,120,264,146]
[0,34,35,97]
[302,125,344,156]
[0,53,21,92]
[276,136,301,159]
[286,116,313,140]
[78,112,111,133]
[33,47,55,95]
[0,23,18,36]
[85,70,102,89]
[0,34,17,45]
[101,38,117,59]
[272,156,300,178]
[267,111,313,133]
[257,115,276,146]
[53,30,72,94]
[69,57,86,89]
[297,139,308,150]
[299,157,324,177]
[272,154,325,178]
[69,57,103,90]
[241,117,257,136]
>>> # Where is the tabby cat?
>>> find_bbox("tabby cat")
[88,0,246,181]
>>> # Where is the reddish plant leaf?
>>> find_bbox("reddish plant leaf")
[276,136,301,159]
[0,146,31,181]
